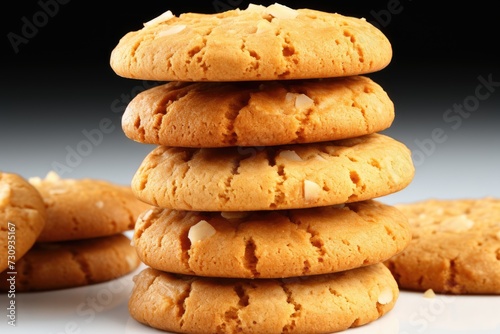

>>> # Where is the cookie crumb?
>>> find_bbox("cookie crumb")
[423,288,436,299]
[377,287,393,305]
[188,220,216,243]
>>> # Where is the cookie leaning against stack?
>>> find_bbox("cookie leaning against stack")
[0,171,150,292]
[110,3,415,333]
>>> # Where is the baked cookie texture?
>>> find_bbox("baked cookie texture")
[0,233,140,292]
[122,76,395,147]
[133,200,411,278]
[0,172,46,272]
[131,133,414,211]
[29,171,151,242]
[129,263,398,334]
[385,197,500,294]
[110,5,392,81]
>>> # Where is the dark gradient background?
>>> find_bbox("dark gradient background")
[2,0,499,204]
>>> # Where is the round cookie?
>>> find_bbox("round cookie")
[29,171,151,242]
[0,172,46,272]
[110,4,392,81]
[132,133,415,211]
[129,263,398,334]
[134,200,411,278]
[385,197,500,294]
[0,233,140,292]
[122,76,394,147]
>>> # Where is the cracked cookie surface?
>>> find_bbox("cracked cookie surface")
[133,200,411,278]
[0,172,46,272]
[0,233,140,292]
[385,197,500,294]
[110,4,392,81]
[122,76,394,147]
[29,171,151,242]
[129,263,398,334]
[131,133,414,211]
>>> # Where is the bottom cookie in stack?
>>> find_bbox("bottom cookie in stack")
[128,200,412,333]
[130,264,397,334]
[0,171,150,292]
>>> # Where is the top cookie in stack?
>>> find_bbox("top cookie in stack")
[110,3,392,82]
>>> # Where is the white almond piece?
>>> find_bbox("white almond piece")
[314,154,327,162]
[246,3,266,13]
[45,170,61,182]
[256,20,272,34]
[140,208,155,221]
[377,287,393,305]
[303,179,321,202]
[0,183,11,206]
[221,211,249,220]
[95,201,104,209]
[285,92,296,103]
[143,10,174,27]
[158,25,186,37]
[439,214,475,233]
[188,220,216,244]
[266,3,298,19]
[49,187,67,195]
[28,176,42,186]
[278,150,302,162]
[423,288,436,299]
[295,94,314,109]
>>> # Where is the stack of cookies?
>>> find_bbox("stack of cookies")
[110,3,415,333]
[0,171,149,292]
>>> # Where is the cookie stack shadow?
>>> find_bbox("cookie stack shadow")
[110,4,415,333]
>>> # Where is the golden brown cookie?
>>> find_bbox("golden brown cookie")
[0,172,46,272]
[29,171,151,242]
[122,76,394,147]
[129,263,398,334]
[132,133,415,211]
[0,233,140,292]
[385,197,500,294]
[110,4,392,81]
[134,200,411,278]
